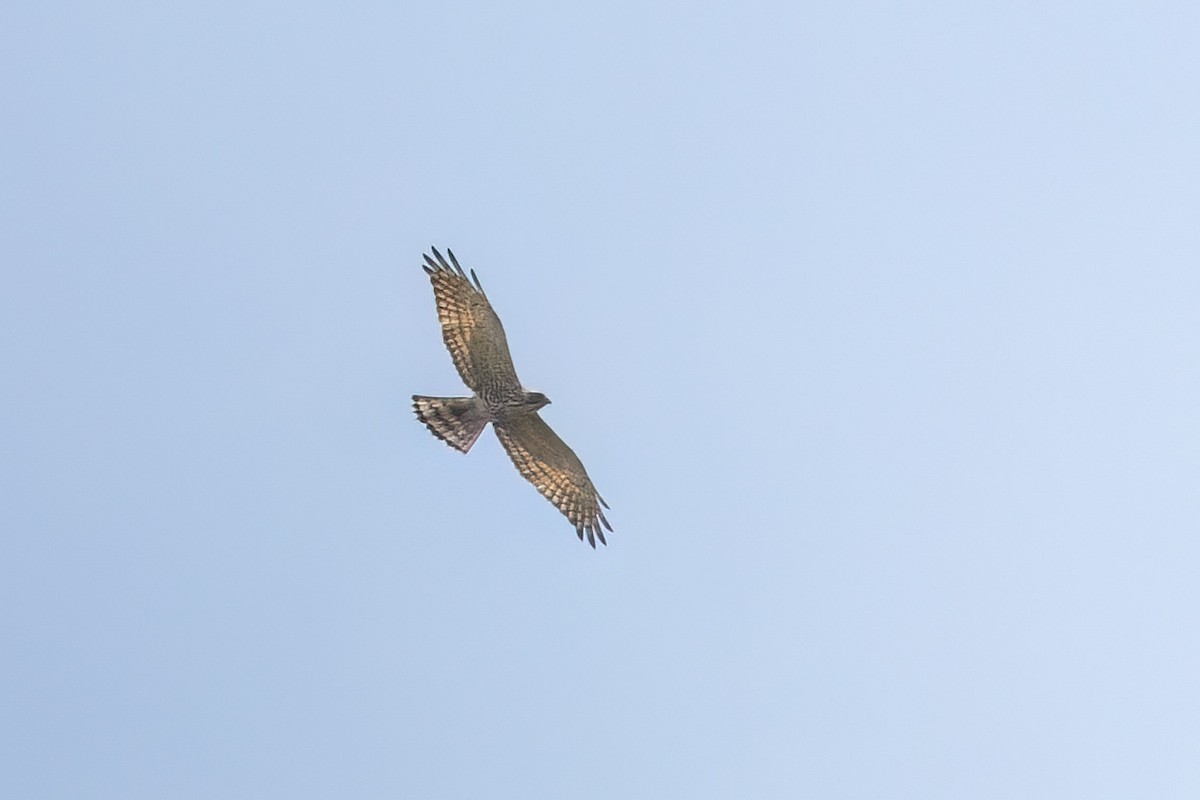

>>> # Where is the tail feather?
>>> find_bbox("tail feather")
[412,395,490,453]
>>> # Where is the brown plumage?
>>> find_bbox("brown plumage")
[412,248,612,547]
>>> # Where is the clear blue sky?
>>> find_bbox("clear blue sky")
[2,3,1198,798]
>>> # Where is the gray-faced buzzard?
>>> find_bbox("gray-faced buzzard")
[412,248,612,547]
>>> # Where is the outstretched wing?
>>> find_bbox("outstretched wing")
[494,411,612,547]
[422,248,520,395]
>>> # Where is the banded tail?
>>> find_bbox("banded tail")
[412,395,490,453]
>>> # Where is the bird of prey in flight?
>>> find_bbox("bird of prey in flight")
[412,248,612,547]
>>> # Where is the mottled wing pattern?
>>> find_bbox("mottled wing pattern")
[422,248,520,395]
[494,411,612,547]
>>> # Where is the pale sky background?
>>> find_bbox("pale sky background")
[2,2,1198,798]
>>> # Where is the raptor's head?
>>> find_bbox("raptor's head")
[522,391,551,411]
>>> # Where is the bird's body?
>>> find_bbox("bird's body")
[412,248,612,547]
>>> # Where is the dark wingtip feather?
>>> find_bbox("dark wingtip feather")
[444,248,467,279]
[431,247,453,272]
[423,247,485,295]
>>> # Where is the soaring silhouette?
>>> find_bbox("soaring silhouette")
[413,248,612,547]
